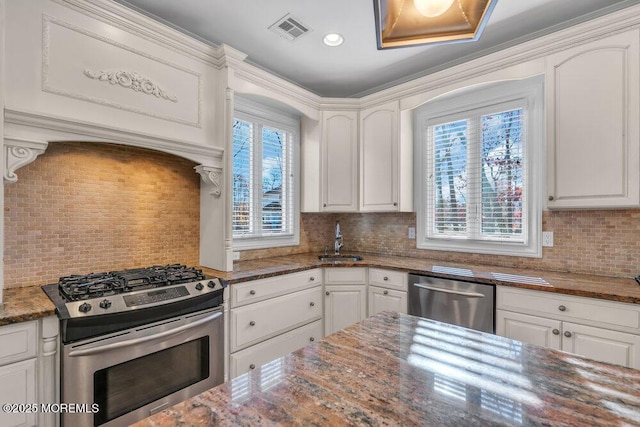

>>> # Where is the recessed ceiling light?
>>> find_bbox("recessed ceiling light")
[323,33,344,47]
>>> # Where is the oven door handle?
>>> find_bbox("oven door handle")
[68,310,222,357]
[412,283,485,298]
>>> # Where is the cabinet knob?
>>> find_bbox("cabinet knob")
[309,337,315,342]
[310,276,315,281]
[393,202,398,207]
[558,305,566,312]
[326,291,330,296]
[564,331,572,338]
[383,290,389,295]
[548,195,554,201]
[249,364,256,370]
[310,301,315,307]
[552,329,560,335]
[249,321,256,326]
[323,203,327,207]
[383,276,389,281]
[249,290,256,295]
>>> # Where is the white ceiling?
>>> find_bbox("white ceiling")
[115,0,640,98]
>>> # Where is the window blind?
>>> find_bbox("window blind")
[426,105,526,243]
[232,119,294,239]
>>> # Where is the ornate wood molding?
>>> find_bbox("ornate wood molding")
[195,165,223,197]
[84,69,178,103]
[4,138,49,183]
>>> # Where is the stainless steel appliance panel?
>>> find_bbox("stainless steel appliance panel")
[408,274,495,333]
[61,307,223,427]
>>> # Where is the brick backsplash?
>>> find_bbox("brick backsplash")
[243,210,640,278]
[4,141,200,288]
[5,141,638,286]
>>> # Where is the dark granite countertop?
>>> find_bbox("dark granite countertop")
[132,311,640,426]
[2,252,640,326]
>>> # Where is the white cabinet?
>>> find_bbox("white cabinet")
[367,268,408,316]
[324,268,367,335]
[546,29,640,209]
[321,110,359,212]
[0,317,58,427]
[359,101,399,211]
[497,287,640,368]
[229,269,323,378]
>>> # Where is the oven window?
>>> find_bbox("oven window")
[93,337,209,426]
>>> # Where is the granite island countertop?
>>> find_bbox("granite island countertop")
[132,311,640,426]
[2,252,640,325]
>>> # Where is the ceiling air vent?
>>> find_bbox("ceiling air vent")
[269,14,310,41]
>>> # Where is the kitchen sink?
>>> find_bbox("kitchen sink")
[318,255,363,262]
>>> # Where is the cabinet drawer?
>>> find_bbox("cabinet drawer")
[368,268,407,291]
[324,267,366,284]
[231,269,322,308]
[0,321,37,366]
[231,287,322,352]
[497,287,640,332]
[230,320,322,378]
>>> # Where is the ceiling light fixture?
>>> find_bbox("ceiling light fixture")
[323,33,344,47]
[373,0,497,49]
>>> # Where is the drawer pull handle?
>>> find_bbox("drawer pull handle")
[309,337,315,342]
[326,291,330,296]
[249,364,256,370]
[558,305,566,312]
[249,321,256,326]
[383,290,389,295]
[552,329,560,335]
[564,331,572,338]
[310,277,315,281]
[383,276,389,281]
[310,302,315,307]
[249,290,256,295]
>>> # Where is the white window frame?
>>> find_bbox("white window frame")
[233,96,300,250]
[414,76,544,257]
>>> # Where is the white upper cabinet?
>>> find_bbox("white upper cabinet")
[359,101,399,211]
[546,29,640,209]
[321,110,359,211]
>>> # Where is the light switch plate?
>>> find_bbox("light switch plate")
[542,232,554,247]
[408,227,416,239]
[232,251,240,260]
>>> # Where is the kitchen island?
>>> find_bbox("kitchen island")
[132,311,640,426]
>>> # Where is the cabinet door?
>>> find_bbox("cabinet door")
[561,322,640,369]
[324,285,367,336]
[546,29,640,208]
[368,286,407,316]
[230,320,323,378]
[0,359,37,427]
[496,310,561,350]
[359,101,398,211]
[321,111,358,211]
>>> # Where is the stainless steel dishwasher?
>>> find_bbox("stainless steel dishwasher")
[408,274,495,333]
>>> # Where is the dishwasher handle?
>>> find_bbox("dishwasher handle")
[412,282,486,298]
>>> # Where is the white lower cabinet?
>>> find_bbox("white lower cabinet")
[0,317,59,427]
[230,320,322,378]
[497,287,640,369]
[229,269,323,379]
[367,268,408,316]
[324,268,367,336]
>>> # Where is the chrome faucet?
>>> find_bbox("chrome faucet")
[334,221,344,255]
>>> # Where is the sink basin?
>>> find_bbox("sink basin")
[318,255,363,262]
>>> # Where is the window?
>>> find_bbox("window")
[233,97,300,249]
[415,76,543,257]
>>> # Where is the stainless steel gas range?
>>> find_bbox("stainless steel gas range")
[42,264,226,427]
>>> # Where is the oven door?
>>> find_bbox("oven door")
[61,307,223,427]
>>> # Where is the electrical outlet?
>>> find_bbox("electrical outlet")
[232,251,240,261]
[408,227,416,240]
[542,232,554,247]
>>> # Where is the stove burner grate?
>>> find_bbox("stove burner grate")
[57,264,206,301]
